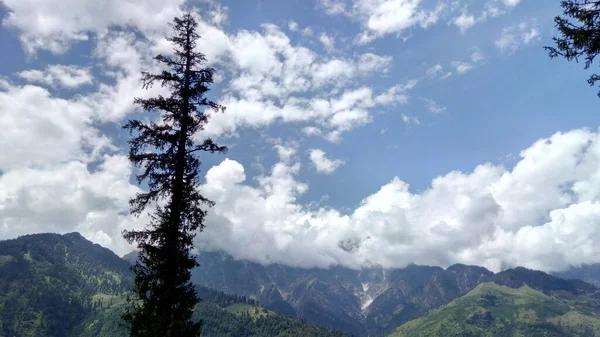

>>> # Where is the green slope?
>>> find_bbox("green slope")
[74,296,347,337]
[0,233,132,337]
[389,282,600,337]
[0,233,347,337]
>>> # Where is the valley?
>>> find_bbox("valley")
[2,232,600,337]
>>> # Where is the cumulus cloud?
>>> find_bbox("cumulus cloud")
[309,149,345,174]
[453,13,475,33]
[0,156,144,254]
[288,21,299,31]
[319,33,336,51]
[189,21,409,141]
[5,0,406,141]
[1,0,185,54]
[450,50,485,75]
[192,129,600,272]
[358,53,393,73]
[0,83,109,170]
[4,0,581,277]
[0,76,149,255]
[302,27,314,36]
[495,21,540,55]
[353,0,445,44]
[319,0,351,15]
[209,82,413,143]
[17,65,93,89]
[319,0,523,44]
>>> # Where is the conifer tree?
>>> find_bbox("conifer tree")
[122,12,227,337]
[546,1,600,97]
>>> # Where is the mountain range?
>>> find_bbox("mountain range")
[2,232,600,337]
[171,251,600,336]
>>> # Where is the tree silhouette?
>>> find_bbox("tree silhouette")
[121,12,227,337]
[546,1,600,97]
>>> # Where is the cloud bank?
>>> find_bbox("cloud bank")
[198,129,600,272]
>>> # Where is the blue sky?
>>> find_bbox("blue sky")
[1,0,600,272]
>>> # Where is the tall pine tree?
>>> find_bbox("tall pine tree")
[122,12,227,337]
[546,1,600,97]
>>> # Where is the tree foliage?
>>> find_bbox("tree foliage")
[546,1,600,97]
[121,12,227,337]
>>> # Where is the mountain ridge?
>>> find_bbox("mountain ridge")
[3,232,598,337]
[0,232,347,337]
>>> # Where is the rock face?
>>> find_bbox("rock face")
[191,252,496,336]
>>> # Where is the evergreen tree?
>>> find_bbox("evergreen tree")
[121,12,227,337]
[545,1,600,97]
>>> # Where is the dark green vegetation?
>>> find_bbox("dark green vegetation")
[0,232,131,337]
[76,290,347,337]
[3,232,600,337]
[190,252,498,336]
[389,280,600,337]
[122,11,228,337]
[0,233,347,337]
[546,0,600,97]
[190,253,600,337]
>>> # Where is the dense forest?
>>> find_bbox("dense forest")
[76,292,348,337]
[0,233,347,337]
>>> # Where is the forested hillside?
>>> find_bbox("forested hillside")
[3,232,600,337]
[0,233,346,337]
[390,282,600,337]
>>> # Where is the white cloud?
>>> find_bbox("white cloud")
[0,83,110,171]
[470,49,485,63]
[422,98,446,114]
[205,80,415,143]
[522,28,541,44]
[0,80,145,256]
[83,31,169,122]
[320,0,523,44]
[426,64,443,77]
[194,128,600,272]
[309,149,345,174]
[401,113,420,125]
[288,21,299,31]
[440,72,453,79]
[185,21,410,141]
[450,50,484,75]
[503,0,520,7]
[358,53,393,73]
[319,33,336,51]
[4,0,404,142]
[302,27,314,36]
[319,0,350,15]
[454,13,475,33]
[353,0,445,44]
[318,0,448,44]
[302,126,323,137]
[0,155,144,255]
[274,141,298,163]
[452,61,473,74]
[495,21,540,55]
[1,0,185,54]
[17,65,93,89]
